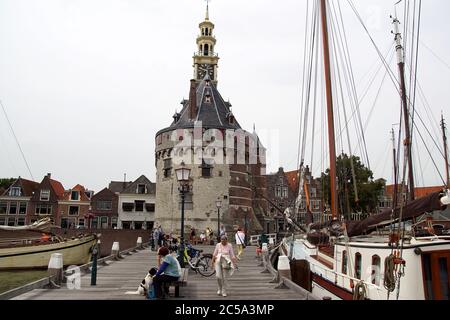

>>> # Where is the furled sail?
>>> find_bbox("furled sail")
[346,191,445,237]
[309,191,446,237]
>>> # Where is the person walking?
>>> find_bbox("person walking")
[152,227,160,251]
[235,228,246,260]
[212,235,237,297]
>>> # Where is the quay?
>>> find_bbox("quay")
[10,245,310,300]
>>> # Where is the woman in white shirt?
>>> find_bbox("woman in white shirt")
[212,235,237,297]
[235,228,246,260]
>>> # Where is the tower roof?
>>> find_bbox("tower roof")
[157,76,241,135]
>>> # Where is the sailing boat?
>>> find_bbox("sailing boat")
[0,218,97,270]
[279,0,450,300]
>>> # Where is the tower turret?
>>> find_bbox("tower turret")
[193,2,219,83]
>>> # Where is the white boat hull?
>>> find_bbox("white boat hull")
[0,236,96,270]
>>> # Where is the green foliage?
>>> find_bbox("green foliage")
[0,178,15,190]
[320,154,386,215]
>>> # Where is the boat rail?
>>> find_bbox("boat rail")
[308,256,384,300]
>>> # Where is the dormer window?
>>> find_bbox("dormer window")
[10,187,21,197]
[71,191,80,201]
[40,190,50,201]
[137,184,146,194]
[205,95,211,103]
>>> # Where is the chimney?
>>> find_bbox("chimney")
[47,173,51,179]
[189,79,197,120]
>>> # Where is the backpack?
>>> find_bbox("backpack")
[147,284,156,300]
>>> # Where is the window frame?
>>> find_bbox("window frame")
[40,190,50,201]
[71,191,80,201]
[68,205,80,216]
[10,187,21,197]
[8,202,17,215]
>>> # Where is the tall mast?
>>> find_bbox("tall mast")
[442,114,450,189]
[393,16,415,201]
[320,0,338,220]
[391,129,398,209]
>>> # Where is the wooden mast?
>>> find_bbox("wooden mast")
[393,16,415,201]
[391,129,399,209]
[442,114,450,189]
[320,0,339,220]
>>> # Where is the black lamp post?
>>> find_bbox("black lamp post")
[216,199,222,242]
[175,161,191,268]
[243,208,248,246]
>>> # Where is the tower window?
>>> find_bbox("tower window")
[204,44,209,56]
[205,28,208,35]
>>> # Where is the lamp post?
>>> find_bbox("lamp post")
[175,161,191,268]
[243,208,248,246]
[216,199,222,243]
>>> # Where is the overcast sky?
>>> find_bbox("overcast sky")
[0,0,449,192]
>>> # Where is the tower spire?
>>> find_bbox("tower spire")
[205,0,209,20]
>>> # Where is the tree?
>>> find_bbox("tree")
[0,178,15,190]
[320,154,385,216]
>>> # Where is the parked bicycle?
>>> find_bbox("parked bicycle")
[169,242,215,277]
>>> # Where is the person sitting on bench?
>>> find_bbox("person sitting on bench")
[152,247,180,299]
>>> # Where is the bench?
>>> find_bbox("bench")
[165,268,188,298]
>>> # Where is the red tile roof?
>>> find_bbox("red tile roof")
[62,184,90,201]
[385,184,444,199]
[415,186,444,198]
[19,178,40,197]
[50,179,65,199]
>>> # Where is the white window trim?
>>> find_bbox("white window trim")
[40,190,50,201]
[10,187,21,197]
[71,191,80,201]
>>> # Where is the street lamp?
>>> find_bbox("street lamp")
[216,199,222,242]
[243,208,248,246]
[175,161,191,268]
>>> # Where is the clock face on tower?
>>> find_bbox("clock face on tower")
[197,64,215,80]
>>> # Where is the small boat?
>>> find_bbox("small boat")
[0,218,97,270]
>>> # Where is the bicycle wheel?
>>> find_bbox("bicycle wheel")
[196,255,215,277]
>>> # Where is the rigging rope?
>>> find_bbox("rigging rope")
[0,99,34,180]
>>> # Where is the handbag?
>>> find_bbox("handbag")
[220,257,232,270]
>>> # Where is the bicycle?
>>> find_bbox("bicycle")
[170,243,215,277]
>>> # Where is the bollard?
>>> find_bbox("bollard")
[91,243,99,286]
[275,255,291,290]
[258,243,269,266]
[111,241,120,260]
[137,237,143,249]
[48,253,64,287]
[277,255,291,280]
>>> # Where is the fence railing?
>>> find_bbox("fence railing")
[249,233,277,246]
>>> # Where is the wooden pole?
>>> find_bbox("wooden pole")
[320,0,339,220]
[393,16,415,201]
[442,115,450,188]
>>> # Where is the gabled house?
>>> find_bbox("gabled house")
[90,188,119,229]
[58,184,92,229]
[116,175,156,230]
[0,177,39,226]
[28,173,65,225]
